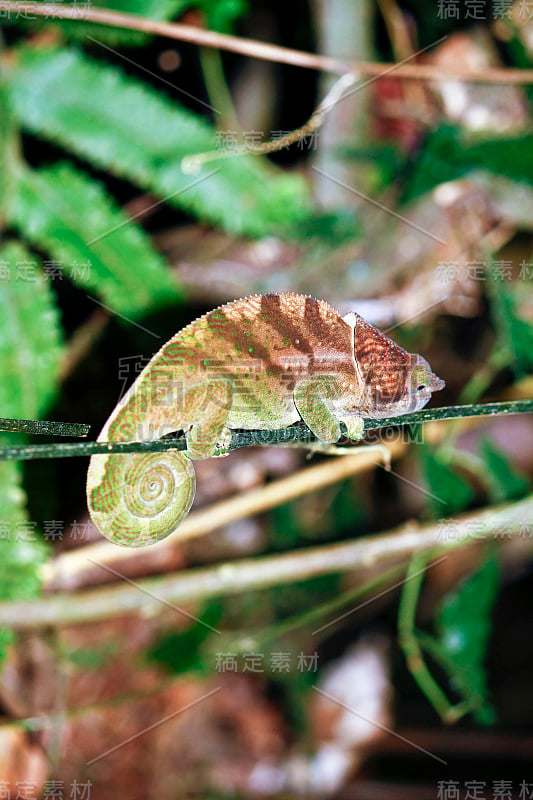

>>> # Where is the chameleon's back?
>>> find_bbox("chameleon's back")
[147,292,356,429]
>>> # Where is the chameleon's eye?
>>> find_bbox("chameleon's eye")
[411,364,431,393]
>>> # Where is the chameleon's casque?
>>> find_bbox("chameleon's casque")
[87,292,445,547]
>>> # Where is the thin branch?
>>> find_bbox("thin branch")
[3,3,533,84]
[0,418,90,437]
[0,401,531,462]
[2,494,532,629]
[59,308,109,383]
[182,72,357,173]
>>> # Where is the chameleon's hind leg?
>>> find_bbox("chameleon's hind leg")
[294,376,343,444]
[183,379,233,460]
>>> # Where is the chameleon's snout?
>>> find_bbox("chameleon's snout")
[430,374,445,392]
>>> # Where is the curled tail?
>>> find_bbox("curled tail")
[87,450,196,547]
[86,375,196,547]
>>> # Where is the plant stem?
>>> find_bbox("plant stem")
[2,4,533,83]
[0,493,531,629]
[459,347,509,405]
[0,418,90,437]
[398,553,459,722]
[0,400,531,462]
[199,46,240,131]
[240,561,409,648]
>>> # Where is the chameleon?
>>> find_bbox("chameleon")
[87,292,445,547]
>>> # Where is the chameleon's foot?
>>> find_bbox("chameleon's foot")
[343,416,365,442]
[185,423,219,460]
[213,426,233,457]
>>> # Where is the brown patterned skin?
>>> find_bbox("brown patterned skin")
[87,292,445,546]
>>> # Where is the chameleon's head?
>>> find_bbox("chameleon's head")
[364,353,445,418]
[404,354,445,412]
[349,314,445,420]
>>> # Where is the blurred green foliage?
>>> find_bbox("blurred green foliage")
[487,260,533,377]
[6,46,310,240]
[0,243,59,660]
[410,436,525,722]
[8,162,182,314]
[421,448,475,518]
[404,125,533,203]
[435,553,500,725]
[480,439,530,504]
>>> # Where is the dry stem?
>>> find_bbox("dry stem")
[2,492,531,629]
[2,3,533,84]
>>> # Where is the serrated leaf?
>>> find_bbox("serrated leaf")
[421,450,475,518]
[7,46,311,237]
[0,457,49,663]
[0,242,64,419]
[7,163,182,315]
[0,459,48,602]
[0,243,60,665]
[9,0,190,47]
[479,439,530,503]
[435,553,499,725]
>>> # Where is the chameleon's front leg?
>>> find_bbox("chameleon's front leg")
[294,380,366,443]
[295,381,391,468]
[184,379,233,459]
[293,376,344,444]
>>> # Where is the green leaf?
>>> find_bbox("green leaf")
[195,0,248,32]
[0,457,49,663]
[0,242,60,665]
[148,603,223,674]
[486,268,533,376]
[291,208,360,247]
[0,74,16,220]
[0,483,53,660]
[7,46,311,237]
[404,125,533,204]
[0,459,48,602]
[9,0,190,47]
[435,553,499,725]
[0,242,64,419]
[421,449,475,518]
[7,163,182,315]
[479,439,530,503]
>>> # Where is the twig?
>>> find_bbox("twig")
[0,401,531,462]
[182,71,357,173]
[3,3,533,84]
[2,493,532,628]
[0,418,90,436]
[59,308,109,383]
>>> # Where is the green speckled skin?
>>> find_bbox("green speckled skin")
[87,292,444,547]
